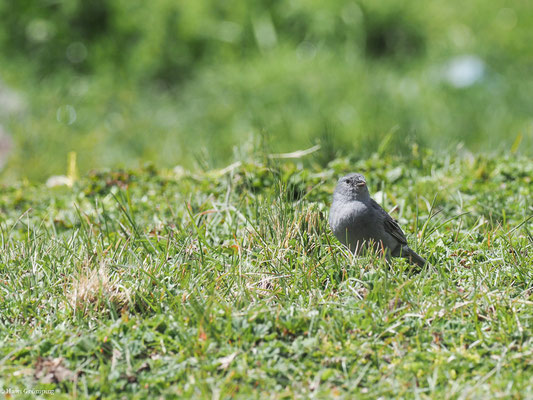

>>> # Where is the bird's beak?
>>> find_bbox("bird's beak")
[356,181,366,187]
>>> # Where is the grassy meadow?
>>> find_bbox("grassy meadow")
[0,149,531,398]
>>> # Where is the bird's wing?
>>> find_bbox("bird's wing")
[370,199,408,245]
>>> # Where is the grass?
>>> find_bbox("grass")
[0,148,531,398]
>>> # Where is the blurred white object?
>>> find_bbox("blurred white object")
[0,80,25,116]
[0,124,12,170]
[445,55,485,88]
[46,175,72,188]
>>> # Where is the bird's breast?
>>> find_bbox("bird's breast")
[330,201,374,244]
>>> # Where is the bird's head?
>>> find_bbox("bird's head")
[333,173,370,201]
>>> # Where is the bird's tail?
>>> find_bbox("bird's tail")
[401,246,427,268]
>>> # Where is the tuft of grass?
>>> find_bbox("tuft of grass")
[0,151,531,398]
[67,262,130,315]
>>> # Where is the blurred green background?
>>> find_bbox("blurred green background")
[0,0,531,182]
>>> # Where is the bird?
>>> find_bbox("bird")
[329,173,427,267]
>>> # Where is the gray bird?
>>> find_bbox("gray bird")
[329,173,427,267]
